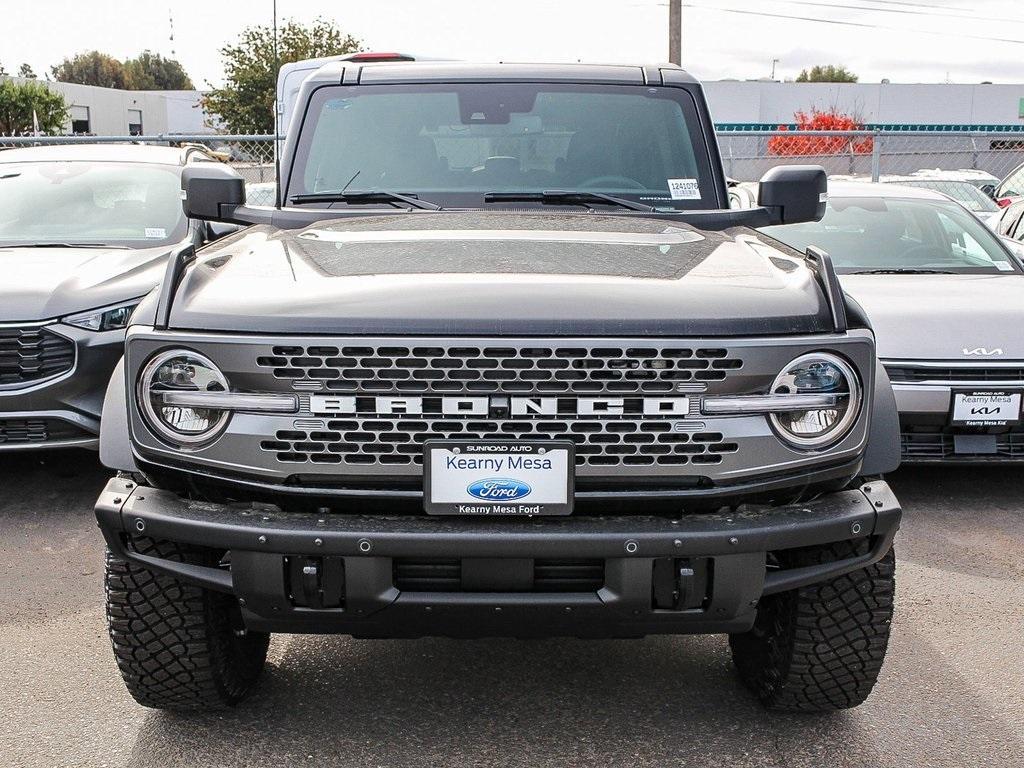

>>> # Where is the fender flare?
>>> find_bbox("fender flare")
[861,360,901,476]
[98,357,140,473]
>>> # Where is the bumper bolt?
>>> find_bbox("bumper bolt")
[875,500,884,508]
[624,539,639,554]
[112,497,122,505]
[134,519,146,533]
[258,535,267,545]
[314,538,323,547]
[357,538,372,553]
[851,522,863,535]
[728,537,739,546]
[673,539,682,548]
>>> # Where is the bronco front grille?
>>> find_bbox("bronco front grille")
[261,417,739,468]
[0,327,75,387]
[256,344,742,395]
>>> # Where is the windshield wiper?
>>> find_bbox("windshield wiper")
[849,268,956,275]
[484,190,656,212]
[289,190,443,210]
[0,242,124,249]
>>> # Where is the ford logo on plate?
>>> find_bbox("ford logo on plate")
[466,478,532,501]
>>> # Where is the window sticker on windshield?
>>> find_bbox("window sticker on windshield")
[667,178,700,200]
[995,261,1013,271]
[144,228,166,238]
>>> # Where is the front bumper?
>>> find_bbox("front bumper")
[0,324,125,450]
[893,383,1024,462]
[96,478,901,638]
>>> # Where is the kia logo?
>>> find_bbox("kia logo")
[466,478,532,501]
[963,347,1003,356]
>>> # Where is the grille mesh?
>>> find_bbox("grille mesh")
[257,344,742,395]
[261,417,738,468]
[886,364,1024,384]
[0,327,75,386]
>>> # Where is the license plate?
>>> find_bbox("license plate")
[423,441,574,516]
[951,390,1022,427]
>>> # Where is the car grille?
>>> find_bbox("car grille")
[901,429,1024,460]
[261,418,739,468]
[257,343,743,395]
[392,558,605,592]
[886,363,1024,385]
[0,418,90,445]
[0,327,75,387]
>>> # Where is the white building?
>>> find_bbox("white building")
[0,77,211,135]
[702,81,1024,129]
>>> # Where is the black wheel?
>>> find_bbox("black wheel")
[104,538,270,711]
[729,539,896,712]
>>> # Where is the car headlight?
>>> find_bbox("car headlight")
[63,300,141,332]
[769,353,861,449]
[138,350,230,446]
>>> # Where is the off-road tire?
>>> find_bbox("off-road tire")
[729,539,895,712]
[105,538,270,711]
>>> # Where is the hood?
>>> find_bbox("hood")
[842,272,1024,360]
[1,244,173,321]
[168,213,832,336]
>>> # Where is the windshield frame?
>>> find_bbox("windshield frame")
[0,159,190,249]
[759,195,1022,276]
[283,82,722,212]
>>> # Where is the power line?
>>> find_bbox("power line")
[682,3,1024,45]
[770,0,1021,24]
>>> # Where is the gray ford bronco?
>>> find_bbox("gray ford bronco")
[95,62,902,712]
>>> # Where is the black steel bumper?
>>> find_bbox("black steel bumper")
[96,478,901,638]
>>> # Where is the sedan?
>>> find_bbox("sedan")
[760,181,1024,463]
[0,143,229,450]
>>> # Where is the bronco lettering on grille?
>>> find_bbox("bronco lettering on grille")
[308,395,690,417]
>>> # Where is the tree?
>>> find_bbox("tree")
[124,51,193,90]
[51,51,130,89]
[18,63,36,79]
[202,18,361,134]
[795,65,859,83]
[0,79,69,134]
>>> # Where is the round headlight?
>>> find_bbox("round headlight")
[769,353,861,449]
[138,350,230,446]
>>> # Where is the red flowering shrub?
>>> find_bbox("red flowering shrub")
[767,109,874,156]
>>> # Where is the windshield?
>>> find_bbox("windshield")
[760,196,1018,274]
[891,180,999,213]
[288,83,715,209]
[0,161,187,248]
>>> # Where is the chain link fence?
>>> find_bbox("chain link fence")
[716,130,1024,186]
[3,129,1024,192]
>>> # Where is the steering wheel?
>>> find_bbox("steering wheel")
[577,175,646,190]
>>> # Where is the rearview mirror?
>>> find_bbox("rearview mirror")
[980,183,997,199]
[182,164,245,222]
[758,165,828,225]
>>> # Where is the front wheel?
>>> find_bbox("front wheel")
[729,539,896,712]
[104,538,270,711]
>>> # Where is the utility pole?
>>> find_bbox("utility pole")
[770,58,780,81]
[669,0,681,65]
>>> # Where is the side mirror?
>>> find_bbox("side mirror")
[182,164,245,222]
[758,165,828,225]
[980,183,997,199]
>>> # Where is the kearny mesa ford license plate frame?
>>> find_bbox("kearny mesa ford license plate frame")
[423,441,574,516]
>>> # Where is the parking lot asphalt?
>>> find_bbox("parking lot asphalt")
[0,451,1021,768]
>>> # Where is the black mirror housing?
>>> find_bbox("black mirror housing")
[758,165,828,225]
[182,164,245,221]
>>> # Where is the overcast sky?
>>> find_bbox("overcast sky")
[4,0,1024,87]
